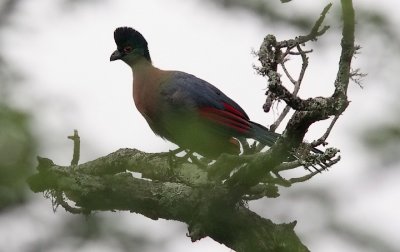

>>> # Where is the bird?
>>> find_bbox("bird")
[109,27,318,163]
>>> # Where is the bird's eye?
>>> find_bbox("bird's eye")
[123,46,133,53]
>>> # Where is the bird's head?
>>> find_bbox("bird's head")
[110,27,151,65]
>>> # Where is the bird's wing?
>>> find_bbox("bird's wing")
[160,71,251,135]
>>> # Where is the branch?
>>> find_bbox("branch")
[67,129,80,166]
[228,2,355,193]
[27,148,309,252]
[334,0,356,100]
[258,3,350,116]
[312,115,340,147]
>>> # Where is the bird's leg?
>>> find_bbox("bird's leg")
[166,149,211,169]
[168,147,186,156]
[147,147,185,160]
[145,148,188,170]
[184,152,210,169]
[146,148,211,169]
[239,138,259,155]
[166,148,189,168]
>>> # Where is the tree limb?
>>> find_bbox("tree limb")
[27,149,309,252]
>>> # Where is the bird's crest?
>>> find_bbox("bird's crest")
[114,27,147,48]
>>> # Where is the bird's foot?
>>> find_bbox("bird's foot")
[168,150,211,169]
[184,152,211,169]
[240,138,260,155]
[147,148,211,169]
[160,148,197,169]
[147,148,184,161]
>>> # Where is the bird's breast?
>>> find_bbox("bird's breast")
[132,76,164,123]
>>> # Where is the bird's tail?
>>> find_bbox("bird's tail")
[249,121,322,154]
[248,121,326,172]
[249,121,281,147]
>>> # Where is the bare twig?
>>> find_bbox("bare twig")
[350,67,367,88]
[243,183,280,200]
[280,62,297,85]
[270,45,310,132]
[288,49,313,55]
[275,3,332,50]
[67,129,80,166]
[54,191,86,214]
[296,45,309,85]
[274,160,303,172]
[289,171,319,184]
[312,115,340,147]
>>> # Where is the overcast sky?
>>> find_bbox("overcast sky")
[1,0,399,251]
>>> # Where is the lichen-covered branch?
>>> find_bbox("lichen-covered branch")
[27,148,309,252]
[226,2,354,192]
[259,3,351,117]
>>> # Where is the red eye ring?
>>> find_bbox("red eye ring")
[123,46,133,53]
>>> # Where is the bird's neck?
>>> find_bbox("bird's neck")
[130,58,155,78]
[130,59,165,120]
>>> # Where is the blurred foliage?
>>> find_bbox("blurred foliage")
[0,0,19,28]
[26,214,166,252]
[0,103,36,210]
[0,0,105,211]
[208,0,400,54]
[206,0,314,30]
[0,2,160,252]
[363,118,400,167]
[281,189,399,252]
[0,0,37,210]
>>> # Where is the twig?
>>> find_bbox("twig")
[260,4,332,113]
[54,191,86,214]
[243,183,279,200]
[280,63,297,85]
[274,160,303,172]
[350,67,366,88]
[275,3,332,50]
[270,45,309,132]
[270,171,292,187]
[312,115,340,147]
[296,45,309,85]
[288,171,319,184]
[288,49,313,55]
[67,129,80,166]
[285,3,332,46]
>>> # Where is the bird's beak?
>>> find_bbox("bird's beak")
[110,50,123,61]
